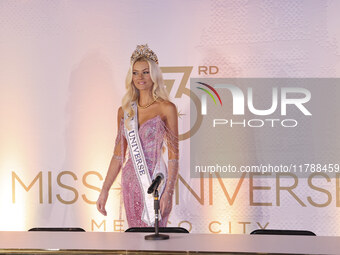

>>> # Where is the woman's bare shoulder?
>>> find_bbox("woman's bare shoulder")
[118,106,124,119]
[159,100,177,118]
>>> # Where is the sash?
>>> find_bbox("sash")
[124,102,167,226]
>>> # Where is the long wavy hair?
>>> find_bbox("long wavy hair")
[122,57,169,128]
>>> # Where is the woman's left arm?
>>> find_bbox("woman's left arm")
[160,101,179,218]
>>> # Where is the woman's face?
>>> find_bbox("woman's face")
[132,61,154,92]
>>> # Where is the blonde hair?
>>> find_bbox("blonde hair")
[122,57,169,128]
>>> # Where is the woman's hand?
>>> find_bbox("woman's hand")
[160,191,173,218]
[96,190,109,216]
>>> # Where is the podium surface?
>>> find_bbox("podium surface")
[0,231,339,254]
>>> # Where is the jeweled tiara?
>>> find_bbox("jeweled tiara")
[130,44,159,64]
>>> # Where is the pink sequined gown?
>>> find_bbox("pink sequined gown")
[115,115,177,227]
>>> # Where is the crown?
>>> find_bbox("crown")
[130,44,159,64]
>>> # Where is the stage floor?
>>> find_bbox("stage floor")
[0,231,339,254]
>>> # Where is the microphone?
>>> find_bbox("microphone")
[147,173,164,194]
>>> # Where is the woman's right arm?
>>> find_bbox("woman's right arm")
[96,107,126,216]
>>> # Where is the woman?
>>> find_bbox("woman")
[96,44,179,227]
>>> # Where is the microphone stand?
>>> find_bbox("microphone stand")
[145,189,169,240]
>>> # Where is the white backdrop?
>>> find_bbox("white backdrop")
[1,0,340,235]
